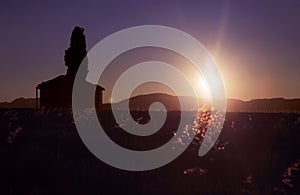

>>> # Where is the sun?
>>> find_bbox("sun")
[193,75,211,99]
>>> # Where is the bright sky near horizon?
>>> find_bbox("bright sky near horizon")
[1,0,300,102]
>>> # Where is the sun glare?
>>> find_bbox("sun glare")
[193,76,211,99]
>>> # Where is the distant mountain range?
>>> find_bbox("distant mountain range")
[1,94,300,113]
[111,93,300,113]
[0,98,36,109]
[226,98,300,113]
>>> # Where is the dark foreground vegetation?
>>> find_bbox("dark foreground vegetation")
[0,108,300,194]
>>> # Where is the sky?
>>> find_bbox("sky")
[1,0,300,102]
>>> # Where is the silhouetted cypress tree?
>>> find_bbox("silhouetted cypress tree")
[64,26,87,76]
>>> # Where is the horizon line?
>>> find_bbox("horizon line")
[2,93,300,104]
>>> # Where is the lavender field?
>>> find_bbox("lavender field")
[0,108,300,194]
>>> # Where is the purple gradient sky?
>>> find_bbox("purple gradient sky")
[1,0,300,102]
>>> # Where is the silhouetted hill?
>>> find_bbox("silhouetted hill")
[111,93,210,111]
[1,95,300,112]
[0,98,36,109]
[227,98,300,113]
[112,94,300,113]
